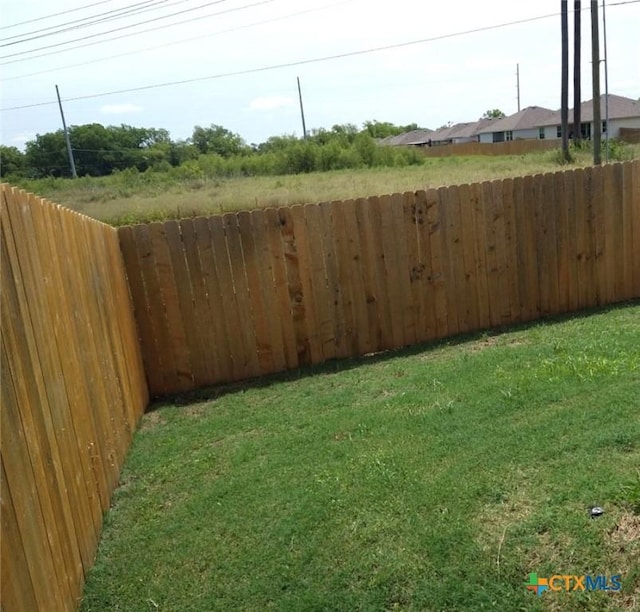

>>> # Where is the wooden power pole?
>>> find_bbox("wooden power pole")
[573,1,582,144]
[297,77,308,140]
[55,85,77,178]
[561,1,570,162]
[591,0,602,165]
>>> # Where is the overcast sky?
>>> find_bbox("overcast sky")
[1,0,639,149]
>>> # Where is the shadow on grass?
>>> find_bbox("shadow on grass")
[146,298,639,412]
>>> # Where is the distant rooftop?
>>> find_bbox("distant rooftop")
[476,106,556,133]
[539,94,640,125]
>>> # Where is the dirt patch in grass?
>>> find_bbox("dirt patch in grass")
[608,512,640,550]
[138,411,166,431]
[181,403,208,418]
[475,487,534,560]
[606,512,640,608]
[466,335,529,354]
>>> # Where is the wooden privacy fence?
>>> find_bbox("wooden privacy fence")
[421,139,559,157]
[619,128,640,144]
[119,160,640,398]
[1,185,148,611]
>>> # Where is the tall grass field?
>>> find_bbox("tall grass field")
[81,303,640,611]
[13,145,639,226]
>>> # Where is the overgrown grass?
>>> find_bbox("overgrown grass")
[81,303,640,611]
[11,145,639,226]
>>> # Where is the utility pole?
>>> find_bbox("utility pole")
[297,76,308,140]
[591,0,601,165]
[573,1,582,144]
[602,0,610,161]
[561,1,570,162]
[516,64,521,112]
[55,85,77,178]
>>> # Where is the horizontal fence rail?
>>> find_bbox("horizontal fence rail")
[1,185,148,611]
[119,161,640,397]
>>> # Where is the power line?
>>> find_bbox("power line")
[0,11,568,112]
[1,0,178,46]
[0,0,273,66]
[2,0,351,80]
[0,0,232,60]
[0,0,122,30]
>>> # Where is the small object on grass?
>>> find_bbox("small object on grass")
[590,506,604,518]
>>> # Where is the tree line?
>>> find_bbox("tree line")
[0,120,426,180]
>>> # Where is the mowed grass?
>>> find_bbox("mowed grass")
[17,147,635,226]
[81,303,640,611]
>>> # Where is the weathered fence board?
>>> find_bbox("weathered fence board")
[1,184,148,612]
[118,161,640,397]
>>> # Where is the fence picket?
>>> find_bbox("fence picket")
[179,219,216,385]
[592,168,605,305]
[237,210,276,374]
[423,189,449,338]
[442,185,468,333]
[379,194,407,346]
[1,457,39,612]
[304,204,337,360]
[288,205,324,364]
[553,171,570,313]
[342,199,372,356]
[194,216,233,383]
[249,210,289,373]
[360,195,395,350]
[209,215,248,380]
[606,164,624,302]
[562,170,579,312]
[264,208,299,369]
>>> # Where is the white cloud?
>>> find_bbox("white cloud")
[100,103,143,114]
[248,96,294,111]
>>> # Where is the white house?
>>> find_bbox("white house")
[538,94,640,140]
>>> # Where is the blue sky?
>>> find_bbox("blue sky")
[1,0,639,149]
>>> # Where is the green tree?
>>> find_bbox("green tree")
[23,123,180,177]
[0,145,26,178]
[362,120,421,139]
[481,109,506,119]
[190,125,248,157]
[256,134,299,153]
[25,131,69,177]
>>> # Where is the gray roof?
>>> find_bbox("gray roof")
[382,129,434,146]
[476,106,556,133]
[538,94,640,126]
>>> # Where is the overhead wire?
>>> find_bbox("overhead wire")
[0,0,232,60]
[0,11,567,112]
[1,1,637,112]
[1,0,180,46]
[0,0,123,30]
[0,0,273,65]
[2,0,351,80]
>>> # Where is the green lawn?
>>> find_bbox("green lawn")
[15,146,640,226]
[81,303,640,611]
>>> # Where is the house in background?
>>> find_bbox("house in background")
[423,118,501,146]
[381,92,640,147]
[538,94,640,140]
[476,106,556,143]
[380,129,433,146]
